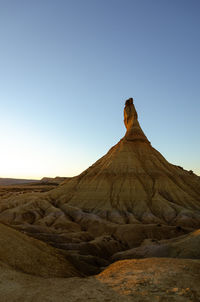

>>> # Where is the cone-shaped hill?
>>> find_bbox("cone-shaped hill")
[50,98,200,227]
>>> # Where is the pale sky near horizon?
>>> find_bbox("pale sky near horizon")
[0,0,199,179]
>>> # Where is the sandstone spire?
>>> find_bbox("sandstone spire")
[124,98,150,143]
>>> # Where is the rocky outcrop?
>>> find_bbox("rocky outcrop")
[40,176,69,185]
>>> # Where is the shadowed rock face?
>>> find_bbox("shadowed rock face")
[0,98,200,275]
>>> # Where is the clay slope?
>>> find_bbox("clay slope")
[0,223,79,277]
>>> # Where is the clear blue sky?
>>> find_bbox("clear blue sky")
[0,0,199,179]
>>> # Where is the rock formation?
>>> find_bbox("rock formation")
[124,98,150,142]
[49,98,200,227]
[0,98,199,276]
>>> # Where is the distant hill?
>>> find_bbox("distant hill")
[0,176,69,186]
[40,176,69,184]
[0,178,38,186]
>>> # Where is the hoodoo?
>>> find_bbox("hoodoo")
[51,98,200,227]
[124,98,150,143]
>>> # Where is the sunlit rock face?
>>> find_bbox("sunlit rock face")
[124,97,150,143]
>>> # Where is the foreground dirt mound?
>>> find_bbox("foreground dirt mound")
[0,258,199,302]
[97,258,200,302]
[0,223,79,278]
